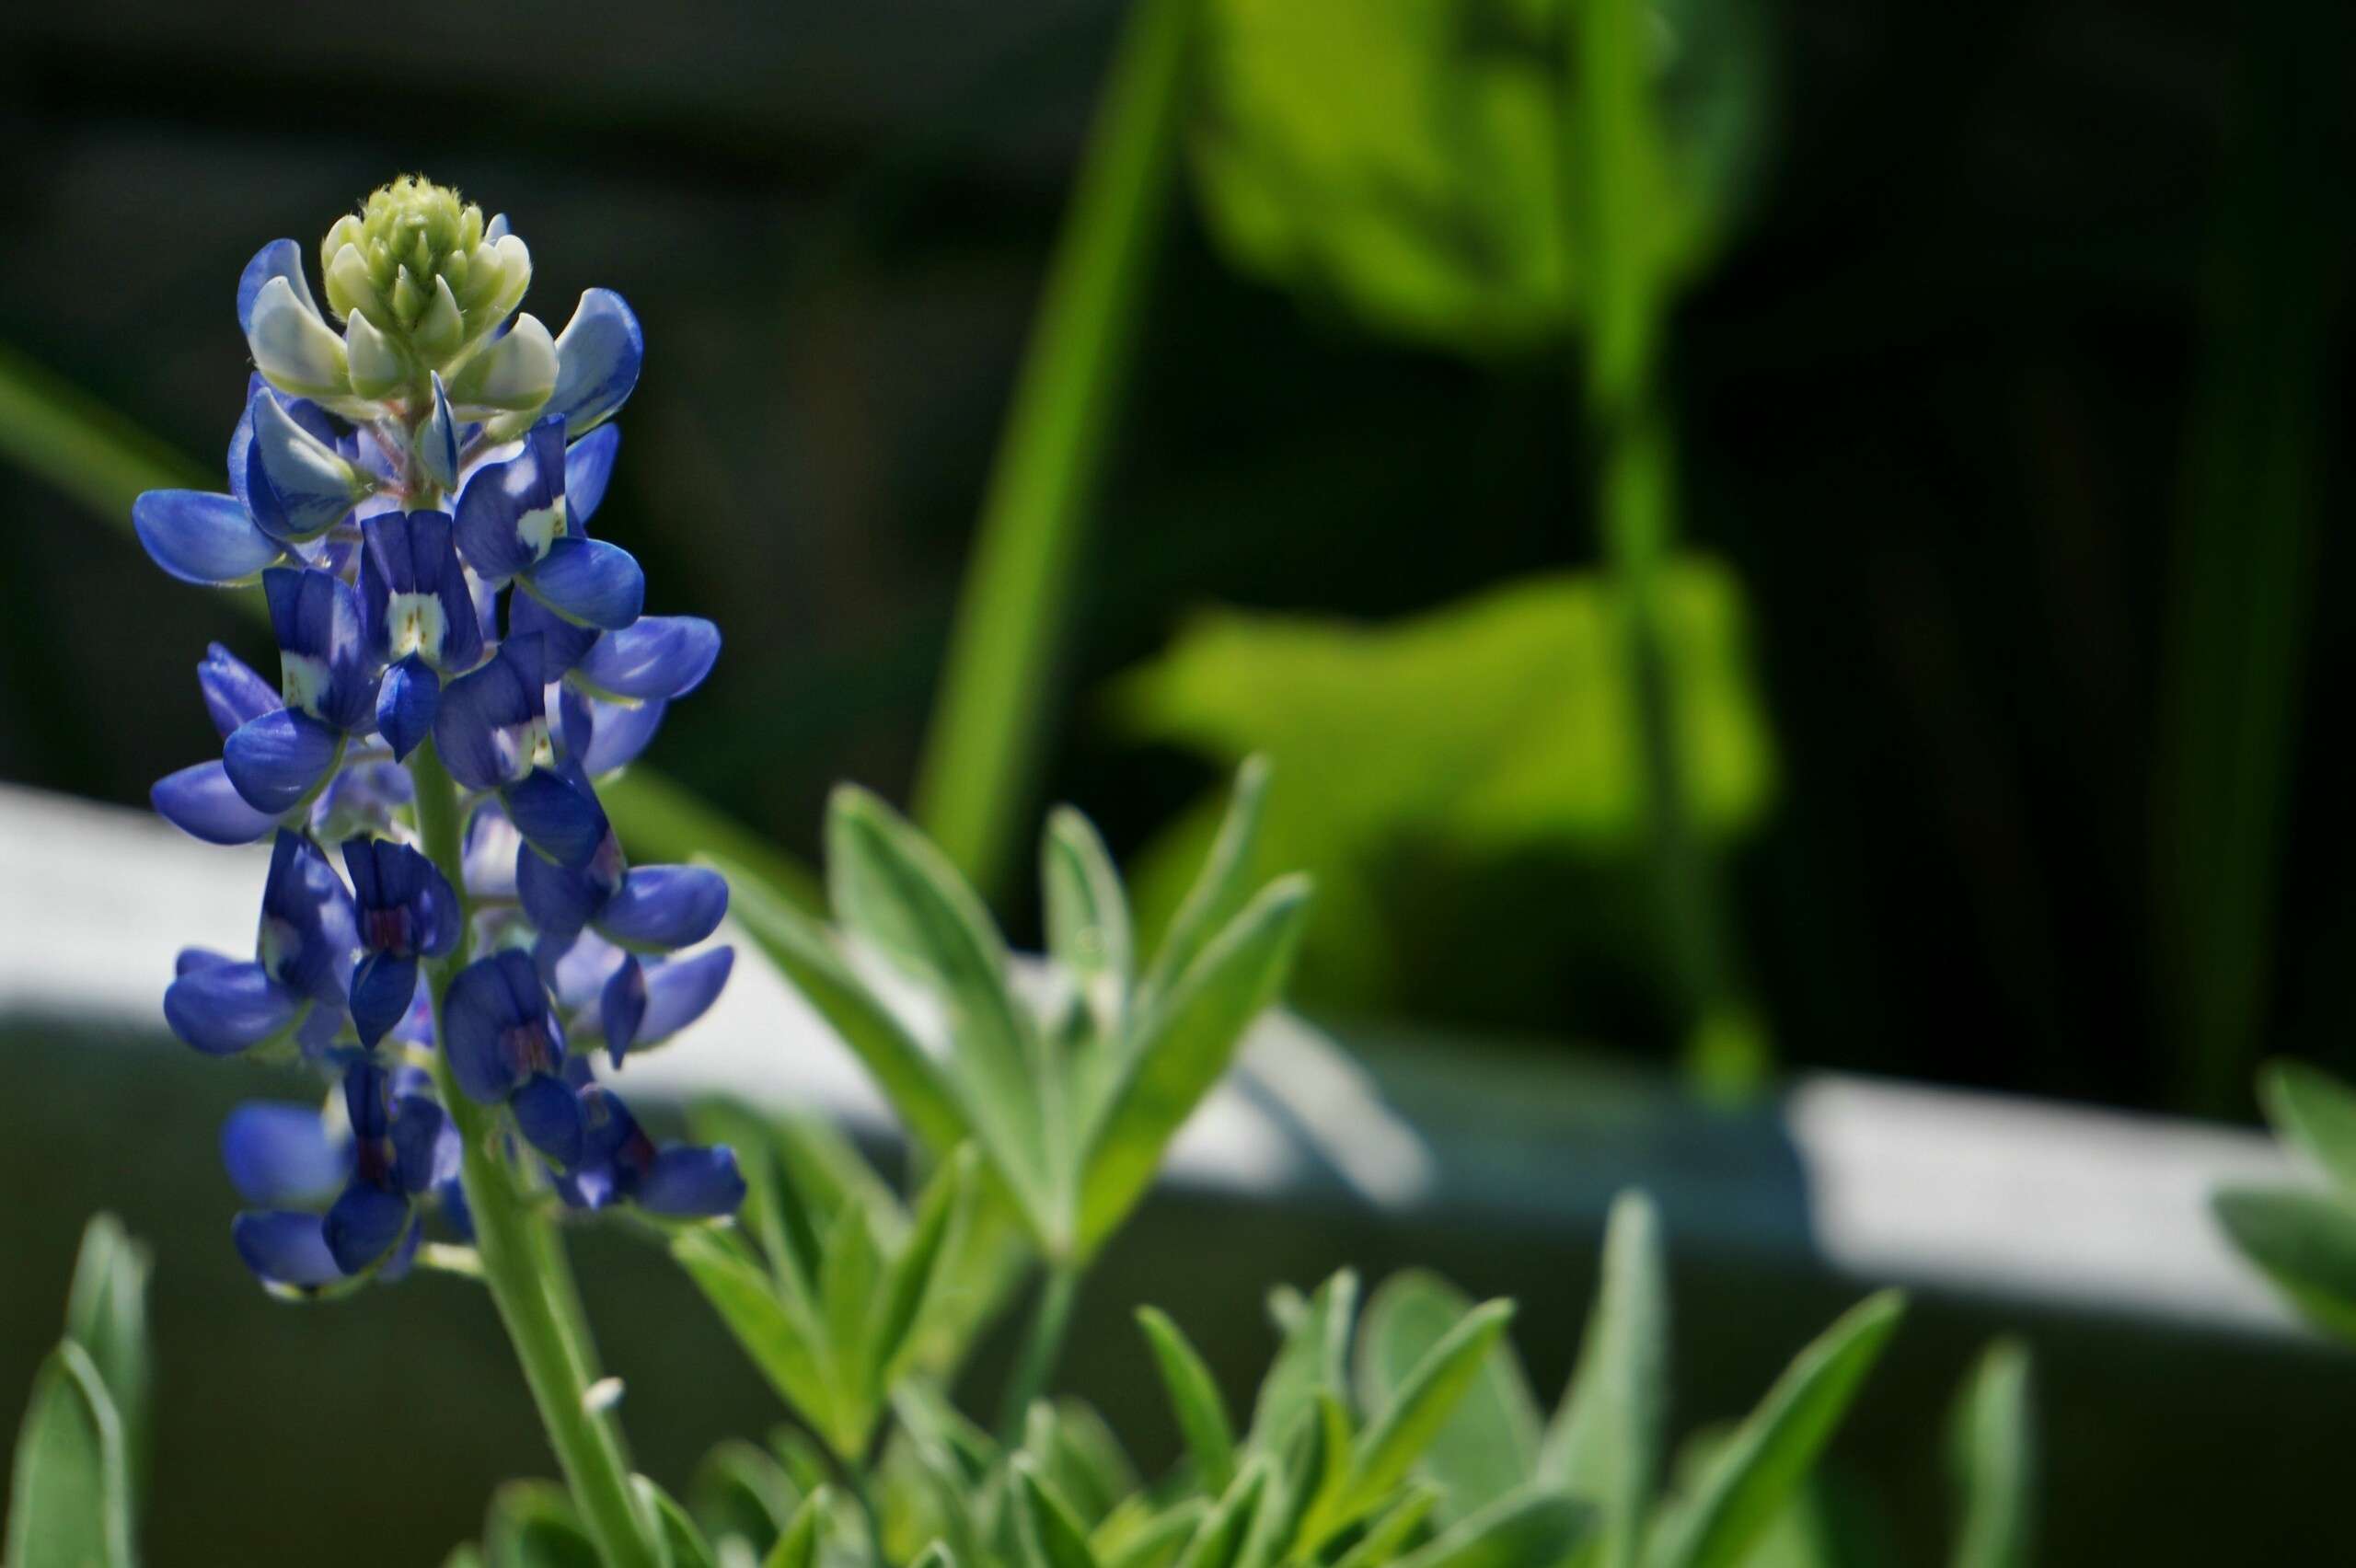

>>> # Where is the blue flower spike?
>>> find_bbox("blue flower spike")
[141,175,739,1297]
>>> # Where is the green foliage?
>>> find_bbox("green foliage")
[2215,1058,2356,1344]
[5,1215,151,1568]
[1114,567,1773,1009]
[716,763,1311,1264]
[1946,1341,2036,1568]
[1189,0,1772,356]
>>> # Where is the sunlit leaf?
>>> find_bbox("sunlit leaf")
[1542,1191,1667,1568]
[1357,1272,1541,1524]
[1313,1299,1516,1544]
[1136,756,1272,1014]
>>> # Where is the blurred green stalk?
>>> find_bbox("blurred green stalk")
[2154,9,2331,1116]
[1565,0,1763,1091]
[911,0,1197,901]
[0,340,821,911]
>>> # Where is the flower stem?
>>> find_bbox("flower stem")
[997,1262,1083,1443]
[409,743,661,1568]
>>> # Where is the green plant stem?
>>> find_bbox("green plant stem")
[1565,0,1761,1092]
[911,0,1197,901]
[409,744,661,1568]
[997,1262,1083,1441]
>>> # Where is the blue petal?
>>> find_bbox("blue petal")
[564,425,621,527]
[263,567,375,732]
[516,842,606,945]
[432,638,543,790]
[390,1092,454,1194]
[421,374,460,491]
[199,642,280,738]
[133,490,283,586]
[309,759,412,844]
[165,961,302,1055]
[523,537,644,630]
[452,428,562,583]
[220,1102,348,1205]
[574,617,720,701]
[600,956,646,1065]
[511,1073,585,1170]
[232,1210,342,1290]
[325,1182,411,1274]
[547,290,643,436]
[152,762,278,845]
[376,654,440,762]
[574,694,668,777]
[596,866,728,952]
[442,950,554,1103]
[223,709,340,814]
[508,591,601,675]
[636,947,735,1048]
[502,766,609,869]
[236,240,319,335]
[636,1147,746,1218]
[462,800,524,899]
[349,951,421,1049]
[260,830,360,1004]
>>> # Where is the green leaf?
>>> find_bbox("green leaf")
[1172,1457,1273,1568]
[6,1341,133,1568]
[1116,568,1775,1012]
[1096,1499,1207,1568]
[762,1485,829,1568]
[1390,1490,1590,1568]
[1023,1400,1140,1528]
[484,1481,602,1568]
[824,789,1057,1233]
[688,1439,803,1557]
[1187,0,1769,357]
[1045,806,1135,1013]
[1077,875,1312,1256]
[1357,1273,1541,1523]
[1138,1307,1240,1494]
[1646,1291,1906,1568]
[1015,1460,1103,1568]
[1542,1191,1668,1568]
[62,1214,152,1505]
[819,1202,885,1439]
[713,857,975,1165]
[2259,1060,2356,1195]
[910,1546,959,1568]
[2213,1184,2356,1343]
[1137,757,1272,1012]
[1247,1271,1357,1459]
[1317,1299,1516,1543]
[1947,1340,2036,1568]
[688,1102,826,1304]
[872,1148,976,1385]
[1330,1485,1442,1568]
[638,1476,717,1568]
[671,1228,840,1451]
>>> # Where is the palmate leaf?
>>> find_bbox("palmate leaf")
[1189,0,1771,356]
[5,1341,133,1568]
[1542,1192,1668,1568]
[1644,1291,1905,1568]
[1947,1340,2037,1568]
[1115,565,1773,1010]
[1356,1272,1542,1524]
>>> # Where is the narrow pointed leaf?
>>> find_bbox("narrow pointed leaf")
[1172,1457,1272,1568]
[1045,805,1134,1012]
[1392,1491,1590,1568]
[762,1485,829,1568]
[1249,1271,1357,1459]
[1138,1307,1239,1493]
[1078,875,1312,1256]
[1331,1485,1442,1568]
[2213,1184,2356,1342]
[1646,1291,1906,1568]
[1015,1459,1102,1568]
[1542,1191,1667,1568]
[2259,1060,2356,1196]
[1357,1272,1540,1524]
[872,1147,976,1383]
[672,1228,838,1447]
[6,1341,133,1568]
[1330,1298,1517,1534]
[1948,1340,2036,1568]
[63,1214,153,1504]
[1097,1499,1207,1568]
[638,1475,718,1568]
[1138,756,1270,1010]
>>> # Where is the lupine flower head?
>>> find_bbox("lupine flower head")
[134,175,740,1294]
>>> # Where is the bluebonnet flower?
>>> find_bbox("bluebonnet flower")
[137,176,740,1293]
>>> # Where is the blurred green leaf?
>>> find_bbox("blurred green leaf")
[1391,1490,1589,1568]
[872,1147,976,1386]
[2258,1061,2356,1196]
[62,1215,152,1509]
[1947,1340,2036,1568]
[484,1480,602,1568]
[1542,1191,1667,1568]
[1331,1485,1442,1568]
[826,788,1059,1239]
[688,1439,803,1559]
[1078,874,1311,1255]
[762,1485,829,1568]
[1096,1497,1206,1568]
[2212,1185,2356,1343]
[1015,1460,1103,1568]
[601,770,821,915]
[5,1341,133,1568]
[637,1476,717,1568]
[670,1228,844,1456]
[1250,1271,1358,1459]
[1045,806,1136,1021]
[1022,1401,1139,1529]
[1173,1457,1273,1568]
[1646,1291,1905,1568]
[1316,1300,1517,1543]
[1138,1306,1241,1494]
[1357,1272,1542,1524]
[1189,0,1769,356]
[1135,756,1272,1016]
[1118,565,1773,1009]
[819,1203,886,1422]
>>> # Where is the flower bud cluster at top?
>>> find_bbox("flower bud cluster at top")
[130,178,745,1297]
